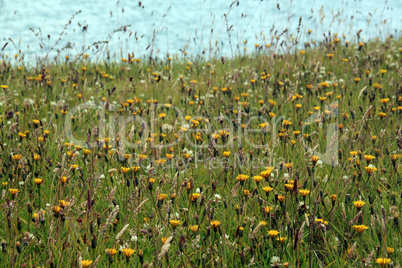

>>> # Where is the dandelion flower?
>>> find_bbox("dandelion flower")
[190,193,201,202]
[106,248,118,256]
[268,230,279,238]
[223,151,230,157]
[375,258,391,267]
[364,155,376,162]
[81,260,93,268]
[315,219,328,225]
[284,184,294,191]
[158,194,168,201]
[299,190,310,197]
[252,176,263,184]
[12,155,23,161]
[34,178,44,186]
[276,237,287,244]
[236,174,249,184]
[364,166,378,174]
[9,189,19,195]
[352,225,369,233]
[353,201,365,209]
[262,187,273,194]
[121,248,136,260]
[386,247,394,254]
[170,220,181,229]
[210,220,221,229]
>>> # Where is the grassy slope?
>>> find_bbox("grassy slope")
[0,36,401,267]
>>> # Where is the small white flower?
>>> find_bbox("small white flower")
[28,233,35,240]
[131,235,138,242]
[283,173,289,179]
[162,124,173,131]
[270,256,281,267]
[316,160,323,167]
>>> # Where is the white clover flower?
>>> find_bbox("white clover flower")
[162,124,173,131]
[270,256,281,267]
[316,160,323,167]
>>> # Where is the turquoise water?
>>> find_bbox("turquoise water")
[0,0,401,62]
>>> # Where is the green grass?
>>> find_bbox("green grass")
[0,35,401,267]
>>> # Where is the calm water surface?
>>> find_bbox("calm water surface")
[0,0,401,62]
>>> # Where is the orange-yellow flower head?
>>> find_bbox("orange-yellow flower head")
[210,220,221,229]
[353,225,369,233]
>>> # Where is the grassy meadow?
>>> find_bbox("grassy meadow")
[0,32,402,268]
